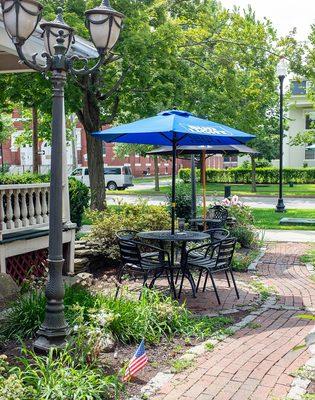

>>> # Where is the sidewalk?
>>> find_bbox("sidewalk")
[262,229,315,243]
[106,194,315,209]
[149,242,315,400]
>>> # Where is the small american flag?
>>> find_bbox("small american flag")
[123,339,148,382]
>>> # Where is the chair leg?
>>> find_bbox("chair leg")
[196,269,203,293]
[209,273,221,305]
[178,273,185,299]
[115,268,124,299]
[175,269,180,284]
[203,272,209,292]
[229,269,240,299]
[225,271,231,287]
[139,275,148,300]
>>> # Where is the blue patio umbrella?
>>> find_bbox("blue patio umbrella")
[92,110,255,237]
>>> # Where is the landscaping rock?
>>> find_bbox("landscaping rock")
[0,273,19,302]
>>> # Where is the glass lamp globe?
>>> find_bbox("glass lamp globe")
[85,0,124,54]
[1,0,43,44]
[40,7,74,56]
[277,57,288,78]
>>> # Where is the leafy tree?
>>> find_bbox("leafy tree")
[0,114,14,172]
[0,0,287,201]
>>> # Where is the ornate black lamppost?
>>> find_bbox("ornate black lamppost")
[275,57,288,213]
[1,0,124,352]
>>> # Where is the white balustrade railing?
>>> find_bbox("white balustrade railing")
[0,183,50,240]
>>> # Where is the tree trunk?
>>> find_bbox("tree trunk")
[77,75,106,211]
[153,156,160,191]
[251,155,257,193]
[32,106,39,174]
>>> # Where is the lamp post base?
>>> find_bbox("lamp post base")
[34,326,70,353]
[275,198,286,213]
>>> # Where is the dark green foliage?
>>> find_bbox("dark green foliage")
[230,226,257,248]
[0,348,121,399]
[0,172,50,184]
[68,177,90,228]
[166,182,192,221]
[0,286,232,345]
[179,167,315,184]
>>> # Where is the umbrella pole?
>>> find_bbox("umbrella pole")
[202,150,206,229]
[191,154,197,219]
[171,139,177,266]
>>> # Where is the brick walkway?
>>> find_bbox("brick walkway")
[151,243,315,400]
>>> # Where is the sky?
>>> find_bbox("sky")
[220,0,314,41]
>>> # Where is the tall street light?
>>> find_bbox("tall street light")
[1,0,124,352]
[275,57,287,213]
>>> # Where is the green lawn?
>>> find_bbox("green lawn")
[252,208,315,230]
[114,182,315,197]
[82,207,315,231]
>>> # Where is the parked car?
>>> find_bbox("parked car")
[70,166,133,190]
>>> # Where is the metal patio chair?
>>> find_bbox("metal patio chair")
[179,237,239,304]
[115,238,175,298]
[206,205,229,229]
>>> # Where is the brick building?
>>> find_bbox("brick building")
[2,114,235,176]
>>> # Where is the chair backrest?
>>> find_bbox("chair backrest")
[116,230,139,240]
[215,237,236,269]
[205,228,230,243]
[118,239,141,266]
[207,205,228,222]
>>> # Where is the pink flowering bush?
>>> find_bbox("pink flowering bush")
[214,196,257,248]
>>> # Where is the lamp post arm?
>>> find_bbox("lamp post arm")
[15,44,52,73]
[67,53,107,76]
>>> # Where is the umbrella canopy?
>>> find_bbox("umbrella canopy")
[147,144,259,156]
[92,110,255,146]
[147,144,259,220]
[306,144,315,150]
[92,110,254,250]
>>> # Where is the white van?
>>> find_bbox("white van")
[70,166,133,190]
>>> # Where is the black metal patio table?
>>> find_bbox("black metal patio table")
[137,230,210,298]
[189,218,222,230]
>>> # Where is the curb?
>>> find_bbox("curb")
[247,246,267,272]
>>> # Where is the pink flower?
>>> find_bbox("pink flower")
[230,195,239,205]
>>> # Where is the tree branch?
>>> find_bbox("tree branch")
[98,67,130,101]
[101,96,120,125]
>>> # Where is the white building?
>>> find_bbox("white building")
[284,80,315,167]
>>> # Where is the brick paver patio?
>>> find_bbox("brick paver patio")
[150,242,315,400]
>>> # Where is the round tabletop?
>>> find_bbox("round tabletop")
[137,230,210,242]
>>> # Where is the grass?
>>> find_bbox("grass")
[252,208,315,230]
[82,207,315,231]
[170,358,194,373]
[300,248,315,265]
[112,182,315,197]
[250,280,275,302]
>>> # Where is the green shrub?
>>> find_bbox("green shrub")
[0,285,96,341]
[178,167,315,184]
[213,197,258,248]
[0,286,232,345]
[0,350,120,400]
[88,200,171,261]
[230,226,256,248]
[68,177,90,228]
[166,182,192,221]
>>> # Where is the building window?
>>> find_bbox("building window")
[291,80,307,96]
[305,112,315,130]
[305,148,315,160]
